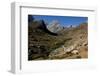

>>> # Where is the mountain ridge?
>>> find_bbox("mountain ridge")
[28,19,88,60]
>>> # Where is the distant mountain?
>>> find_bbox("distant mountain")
[47,20,64,33]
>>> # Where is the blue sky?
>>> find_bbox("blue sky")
[30,15,88,27]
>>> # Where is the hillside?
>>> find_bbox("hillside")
[28,19,88,60]
[49,23,88,59]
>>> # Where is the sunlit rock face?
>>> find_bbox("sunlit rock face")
[47,20,64,33]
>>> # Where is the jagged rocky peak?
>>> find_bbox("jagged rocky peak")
[47,20,64,33]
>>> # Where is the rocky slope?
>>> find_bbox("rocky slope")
[49,23,88,59]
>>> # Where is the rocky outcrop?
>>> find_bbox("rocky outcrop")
[47,20,64,33]
[49,40,88,59]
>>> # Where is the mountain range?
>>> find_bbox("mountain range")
[28,19,88,60]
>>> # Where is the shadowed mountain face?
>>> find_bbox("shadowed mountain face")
[29,20,58,36]
[28,18,88,60]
